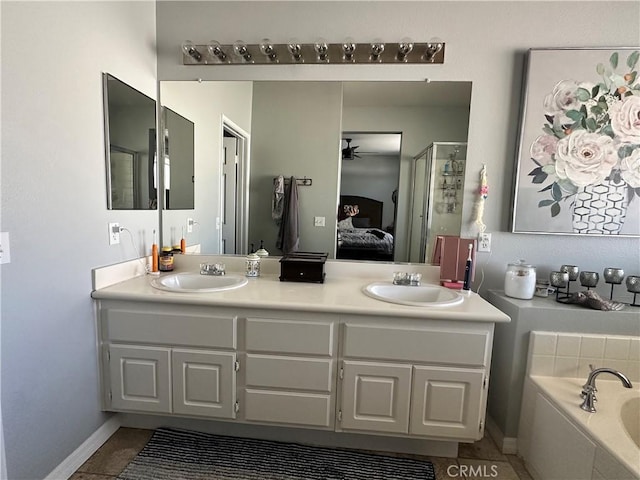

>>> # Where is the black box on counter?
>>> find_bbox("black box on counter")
[279,252,328,283]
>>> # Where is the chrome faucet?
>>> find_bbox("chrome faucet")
[580,367,633,413]
[200,263,226,276]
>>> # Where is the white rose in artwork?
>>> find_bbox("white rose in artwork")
[620,148,640,188]
[609,95,640,144]
[555,130,618,187]
[543,80,581,122]
[530,134,558,165]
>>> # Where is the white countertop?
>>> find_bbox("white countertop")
[91,257,510,323]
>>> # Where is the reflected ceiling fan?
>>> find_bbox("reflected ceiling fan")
[342,138,360,160]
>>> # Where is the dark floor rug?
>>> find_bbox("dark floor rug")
[117,427,436,480]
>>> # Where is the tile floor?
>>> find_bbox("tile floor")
[71,427,533,480]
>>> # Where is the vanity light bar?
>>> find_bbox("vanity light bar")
[181,40,445,65]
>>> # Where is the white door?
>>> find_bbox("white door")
[172,349,237,419]
[340,360,412,434]
[108,344,171,413]
[410,366,484,439]
[221,136,238,254]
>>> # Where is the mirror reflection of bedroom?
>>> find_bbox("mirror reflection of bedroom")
[338,133,400,261]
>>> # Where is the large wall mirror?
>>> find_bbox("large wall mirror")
[159,80,471,263]
[103,74,157,210]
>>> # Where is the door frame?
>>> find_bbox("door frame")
[220,115,250,254]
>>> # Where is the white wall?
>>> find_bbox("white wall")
[1,2,157,478]
[156,1,640,295]
[161,81,253,252]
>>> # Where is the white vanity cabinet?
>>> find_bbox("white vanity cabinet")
[100,301,239,420]
[242,315,338,428]
[337,318,492,441]
[96,299,494,442]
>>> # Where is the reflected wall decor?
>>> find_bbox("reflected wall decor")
[512,48,640,236]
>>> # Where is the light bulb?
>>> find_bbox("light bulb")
[259,38,277,62]
[370,39,385,61]
[314,38,329,62]
[207,40,227,62]
[232,40,253,63]
[287,38,303,62]
[342,37,356,62]
[425,37,443,62]
[181,41,202,61]
[397,37,414,61]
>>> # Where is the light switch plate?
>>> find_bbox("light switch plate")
[314,216,326,227]
[0,232,11,264]
[108,223,120,245]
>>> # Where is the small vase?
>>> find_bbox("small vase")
[571,178,628,234]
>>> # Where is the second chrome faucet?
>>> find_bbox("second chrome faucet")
[580,366,633,413]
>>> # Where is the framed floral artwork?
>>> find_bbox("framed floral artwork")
[512,48,640,236]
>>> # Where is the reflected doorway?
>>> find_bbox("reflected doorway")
[220,118,250,254]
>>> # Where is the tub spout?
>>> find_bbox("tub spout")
[580,367,633,413]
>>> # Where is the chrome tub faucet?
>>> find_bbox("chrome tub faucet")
[580,366,633,413]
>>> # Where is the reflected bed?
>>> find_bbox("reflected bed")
[337,195,394,261]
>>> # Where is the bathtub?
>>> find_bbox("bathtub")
[519,375,640,480]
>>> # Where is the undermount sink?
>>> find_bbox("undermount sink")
[151,273,248,293]
[363,282,464,307]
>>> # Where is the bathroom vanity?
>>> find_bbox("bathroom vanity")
[92,259,510,451]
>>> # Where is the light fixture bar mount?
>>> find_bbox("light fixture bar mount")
[181,41,445,65]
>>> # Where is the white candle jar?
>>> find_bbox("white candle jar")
[504,260,536,300]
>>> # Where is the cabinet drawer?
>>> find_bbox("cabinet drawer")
[245,355,333,392]
[105,309,237,349]
[343,324,489,367]
[244,390,332,427]
[245,318,334,356]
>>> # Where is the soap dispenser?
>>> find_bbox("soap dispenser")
[246,244,260,277]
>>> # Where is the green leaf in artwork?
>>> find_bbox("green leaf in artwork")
[557,178,579,195]
[610,52,619,69]
[532,174,547,184]
[551,202,561,217]
[542,164,556,175]
[576,88,591,101]
[591,85,600,97]
[627,50,639,69]
[602,123,615,138]
[591,105,603,116]
[585,117,597,132]
[566,110,584,122]
[628,71,637,84]
[528,166,543,176]
[538,199,555,207]
[551,182,563,201]
[538,184,553,193]
[596,63,605,75]
[543,126,555,136]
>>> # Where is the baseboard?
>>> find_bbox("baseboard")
[45,415,121,480]
[485,415,518,455]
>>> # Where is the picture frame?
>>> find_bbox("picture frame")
[511,48,640,236]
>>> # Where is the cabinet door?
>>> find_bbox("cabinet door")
[108,344,171,413]
[340,361,412,434]
[172,349,237,419]
[410,366,484,439]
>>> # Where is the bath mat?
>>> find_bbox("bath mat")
[117,427,436,480]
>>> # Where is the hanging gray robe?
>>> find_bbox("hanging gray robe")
[276,176,299,254]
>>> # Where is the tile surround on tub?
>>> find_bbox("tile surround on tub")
[528,331,640,381]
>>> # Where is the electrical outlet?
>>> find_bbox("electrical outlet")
[0,232,11,264]
[478,232,491,252]
[108,223,120,245]
[314,216,326,227]
[187,218,194,233]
